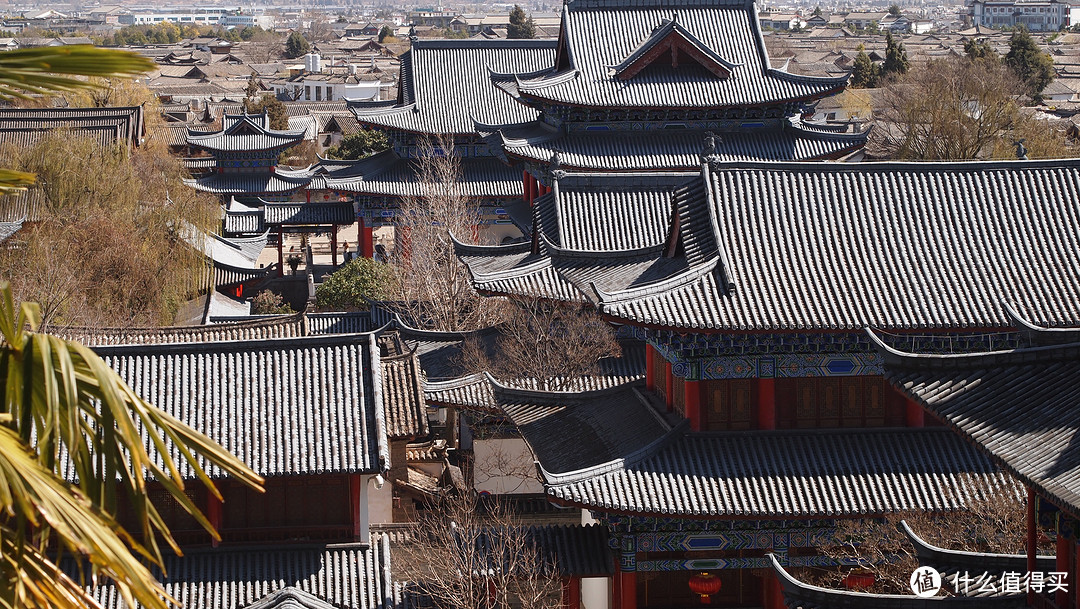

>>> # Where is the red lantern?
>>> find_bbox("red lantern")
[842,569,876,590]
[688,572,722,604]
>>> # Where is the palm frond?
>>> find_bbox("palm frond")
[0,46,154,100]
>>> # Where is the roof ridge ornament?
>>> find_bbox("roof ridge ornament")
[700,131,720,163]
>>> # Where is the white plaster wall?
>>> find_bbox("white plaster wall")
[368,477,394,525]
[472,438,544,495]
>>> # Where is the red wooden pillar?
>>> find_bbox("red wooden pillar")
[758,378,776,430]
[685,380,702,432]
[1028,486,1038,606]
[1058,533,1070,608]
[524,170,532,205]
[331,226,338,266]
[768,572,785,609]
[905,397,925,427]
[359,218,374,258]
[663,361,674,412]
[560,576,581,609]
[471,224,479,243]
[277,227,284,277]
[619,572,636,609]
[645,344,656,391]
[612,563,621,609]
[306,189,311,203]
[206,493,223,548]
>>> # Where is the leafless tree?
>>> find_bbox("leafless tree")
[871,56,1070,159]
[388,135,507,332]
[245,40,284,64]
[393,492,562,609]
[458,298,621,391]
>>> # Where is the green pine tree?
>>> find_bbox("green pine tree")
[284,30,310,59]
[850,49,881,88]
[507,5,536,39]
[1006,25,1055,97]
[882,31,909,78]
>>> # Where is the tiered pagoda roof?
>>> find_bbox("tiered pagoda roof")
[481,379,1011,518]
[495,0,846,111]
[458,159,1080,332]
[351,38,557,136]
[187,114,305,154]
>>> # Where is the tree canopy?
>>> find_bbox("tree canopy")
[325,130,390,160]
[315,257,396,310]
[507,5,536,39]
[284,30,311,59]
[1005,25,1055,97]
[850,49,881,89]
[882,32,909,78]
[242,94,289,130]
[964,37,998,62]
[379,25,393,42]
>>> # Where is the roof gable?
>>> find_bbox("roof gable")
[613,18,738,81]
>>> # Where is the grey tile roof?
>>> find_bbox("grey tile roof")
[491,120,868,171]
[499,382,673,476]
[86,538,393,609]
[901,520,1056,582]
[546,427,1013,517]
[187,114,305,153]
[264,202,356,226]
[502,1,846,110]
[460,159,1080,331]
[94,333,389,479]
[0,187,43,222]
[470,524,614,577]
[424,373,497,410]
[52,314,308,346]
[878,335,1080,517]
[380,345,429,440]
[307,312,377,335]
[351,39,556,135]
[322,150,522,198]
[0,106,143,148]
[0,219,22,244]
[186,172,312,195]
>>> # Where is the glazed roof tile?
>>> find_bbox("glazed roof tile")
[503,1,846,109]
[878,335,1080,517]
[94,333,388,479]
[86,539,393,609]
[460,159,1080,331]
[352,39,556,135]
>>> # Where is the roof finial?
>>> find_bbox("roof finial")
[1015,139,1028,161]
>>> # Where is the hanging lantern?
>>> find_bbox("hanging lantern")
[688,572,722,604]
[842,569,876,590]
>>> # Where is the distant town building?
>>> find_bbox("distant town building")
[969,0,1080,31]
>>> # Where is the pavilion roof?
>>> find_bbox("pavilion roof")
[91,332,389,479]
[316,149,522,199]
[83,538,393,609]
[495,0,847,111]
[185,171,312,195]
[487,119,867,171]
[458,159,1080,332]
[877,324,1080,519]
[186,114,305,153]
[0,105,143,148]
[351,39,556,135]
[0,220,22,244]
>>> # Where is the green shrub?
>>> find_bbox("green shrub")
[315,257,395,310]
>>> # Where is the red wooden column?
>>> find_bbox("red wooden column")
[277,227,284,277]
[685,380,702,431]
[767,572,786,609]
[663,361,674,412]
[644,344,656,391]
[1028,486,1038,605]
[358,218,374,258]
[560,577,581,609]
[905,397,925,427]
[612,563,621,609]
[758,378,776,430]
[524,170,533,205]
[1058,533,1071,608]
[206,493,223,548]
[619,572,636,609]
